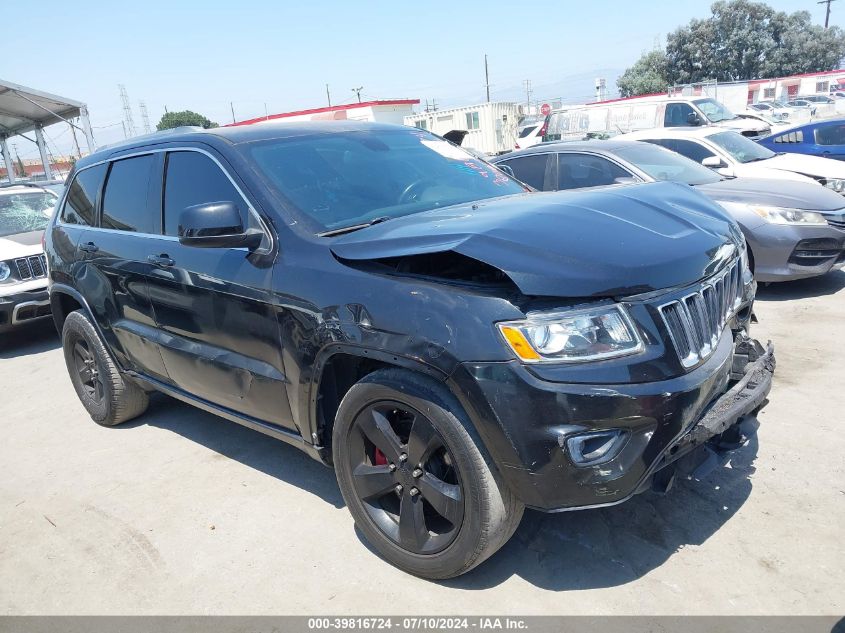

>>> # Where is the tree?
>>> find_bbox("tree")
[156,110,219,131]
[665,0,845,84]
[617,0,845,94]
[617,50,671,98]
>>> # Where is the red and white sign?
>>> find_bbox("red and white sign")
[540,103,551,116]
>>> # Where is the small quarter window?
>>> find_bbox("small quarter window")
[61,163,107,226]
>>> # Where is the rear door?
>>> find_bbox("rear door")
[77,153,169,380]
[556,153,633,190]
[495,153,555,190]
[143,148,293,429]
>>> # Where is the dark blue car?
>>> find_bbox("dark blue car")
[758,118,845,160]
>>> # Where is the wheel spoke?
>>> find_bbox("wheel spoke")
[73,342,89,363]
[398,494,429,550]
[358,409,403,463]
[418,472,462,525]
[353,463,396,500]
[78,367,92,383]
[94,376,104,402]
[406,415,442,466]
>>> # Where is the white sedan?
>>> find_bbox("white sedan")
[621,127,845,194]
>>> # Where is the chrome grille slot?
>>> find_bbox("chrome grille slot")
[659,259,745,368]
[13,255,47,281]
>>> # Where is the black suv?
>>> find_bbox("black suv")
[45,122,774,579]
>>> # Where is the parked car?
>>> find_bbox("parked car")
[0,183,58,333]
[544,96,769,142]
[46,122,774,579]
[785,99,818,116]
[514,121,545,149]
[621,127,845,193]
[492,140,845,282]
[758,119,845,161]
[747,102,790,121]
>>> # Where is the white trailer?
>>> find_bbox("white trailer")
[404,102,523,155]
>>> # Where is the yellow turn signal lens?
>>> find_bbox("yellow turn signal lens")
[499,325,541,361]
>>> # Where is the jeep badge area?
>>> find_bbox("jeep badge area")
[45,122,774,579]
[0,184,58,332]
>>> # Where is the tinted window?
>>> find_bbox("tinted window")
[664,102,696,127]
[102,155,159,233]
[164,152,243,237]
[815,124,845,146]
[668,139,717,163]
[497,154,551,190]
[61,164,107,226]
[557,154,630,190]
[246,128,526,233]
[519,125,539,138]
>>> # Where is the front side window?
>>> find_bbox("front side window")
[613,143,720,185]
[245,128,525,233]
[61,164,107,226]
[557,154,630,190]
[815,123,845,146]
[693,98,736,123]
[708,131,775,163]
[0,191,56,237]
[101,155,160,233]
[465,112,480,130]
[164,152,244,237]
[664,102,696,127]
[497,154,551,190]
[667,139,717,164]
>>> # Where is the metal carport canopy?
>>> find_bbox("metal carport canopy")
[0,78,95,184]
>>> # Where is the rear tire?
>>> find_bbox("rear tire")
[62,310,148,426]
[333,368,523,579]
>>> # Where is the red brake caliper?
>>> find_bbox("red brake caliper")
[373,448,388,466]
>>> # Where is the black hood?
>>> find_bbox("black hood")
[695,177,845,212]
[330,182,743,298]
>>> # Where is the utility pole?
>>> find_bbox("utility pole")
[118,84,136,137]
[326,84,332,107]
[139,100,152,134]
[230,102,236,124]
[484,54,491,102]
[523,79,532,112]
[351,86,363,103]
[819,0,837,28]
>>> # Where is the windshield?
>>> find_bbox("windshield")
[613,143,721,185]
[708,131,775,163]
[246,128,526,233]
[518,125,539,138]
[0,191,55,237]
[693,98,737,123]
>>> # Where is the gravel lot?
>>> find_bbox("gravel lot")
[1,273,843,615]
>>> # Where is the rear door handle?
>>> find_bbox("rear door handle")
[147,254,175,267]
[79,241,99,253]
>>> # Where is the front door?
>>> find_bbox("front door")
[144,148,294,429]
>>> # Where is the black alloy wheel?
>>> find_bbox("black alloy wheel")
[71,337,105,405]
[346,400,463,555]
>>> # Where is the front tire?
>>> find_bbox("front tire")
[62,310,149,426]
[333,368,523,579]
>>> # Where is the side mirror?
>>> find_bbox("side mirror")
[701,156,726,169]
[687,112,703,126]
[497,164,516,178]
[178,201,263,249]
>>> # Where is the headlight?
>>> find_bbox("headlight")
[749,205,828,226]
[0,262,10,282]
[824,178,845,193]
[498,305,644,363]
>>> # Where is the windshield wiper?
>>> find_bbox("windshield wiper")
[317,216,392,237]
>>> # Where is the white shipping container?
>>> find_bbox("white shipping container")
[404,102,523,155]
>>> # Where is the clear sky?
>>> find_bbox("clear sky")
[2,0,841,158]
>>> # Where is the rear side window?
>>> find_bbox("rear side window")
[497,154,551,190]
[557,154,630,190]
[101,155,160,233]
[814,124,845,146]
[163,152,244,237]
[61,164,107,226]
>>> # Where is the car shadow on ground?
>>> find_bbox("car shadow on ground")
[0,321,59,358]
[111,382,757,590]
[120,394,346,508]
[755,269,845,301]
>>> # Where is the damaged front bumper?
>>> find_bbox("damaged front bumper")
[451,331,775,511]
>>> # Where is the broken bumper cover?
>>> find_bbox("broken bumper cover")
[451,332,775,511]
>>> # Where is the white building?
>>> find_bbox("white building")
[230,99,420,127]
[404,102,523,155]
